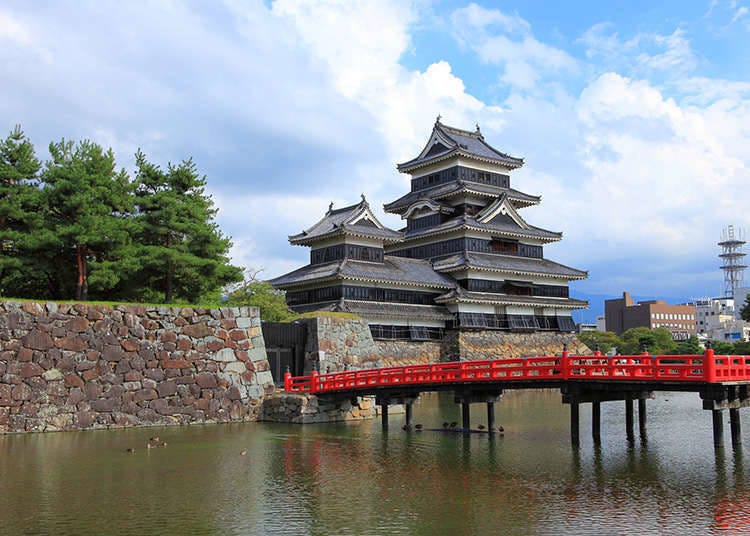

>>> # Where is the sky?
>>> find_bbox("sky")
[2,0,749,320]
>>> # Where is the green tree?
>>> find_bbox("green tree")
[0,125,42,296]
[620,327,677,354]
[733,341,750,355]
[671,336,702,355]
[132,151,242,303]
[42,139,134,300]
[711,341,735,354]
[740,294,750,322]
[577,330,621,354]
[224,269,292,321]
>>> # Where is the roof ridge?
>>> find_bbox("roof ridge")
[437,121,482,140]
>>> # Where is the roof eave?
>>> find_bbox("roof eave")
[397,150,524,174]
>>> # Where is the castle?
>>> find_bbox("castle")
[270,118,587,341]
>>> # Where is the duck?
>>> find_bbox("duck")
[449,422,458,429]
[160,441,168,447]
[240,450,248,456]
[415,424,423,431]
[146,442,156,449]
[477,424,486,431]
[150,436,160,442]
[126,448,136,453]
[442,422,449,429]
[498,425,505,433]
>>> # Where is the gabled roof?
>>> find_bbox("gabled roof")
[289,196,402,245]
[397,119,524,173]
[384,180,540,214]
[432,252,588,280]
[402,198,455,220]
[269,256,457,289]
[434,287,589,309]
[398,213,562,242]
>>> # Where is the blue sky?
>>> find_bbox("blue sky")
[2,1,749,320]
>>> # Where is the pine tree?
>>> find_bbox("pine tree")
[741,294,750,323]
[132,151,241,303]
[0,125,42,297]
[42,139,134,300]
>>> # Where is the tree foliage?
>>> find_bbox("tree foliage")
[224,269,292,322]
[132,151,242,303]
[0,125,243,304]
[42,139,134,300]
[578,330,620,354]
[619,327,676,354]
[0,126,42,296]
[741,294,750,323]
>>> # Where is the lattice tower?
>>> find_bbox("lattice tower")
[719,225,747,298]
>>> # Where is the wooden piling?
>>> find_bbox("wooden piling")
[487,401,496,436]
[638,398,647,437]
[713,410,724,447]
[462,402,471,433]
[730,408,742,447]
[381,403,389,430]
[592,401,601,445]
[625,398,634,442]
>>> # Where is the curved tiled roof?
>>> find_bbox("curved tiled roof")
[432,252,588,280]
[399,215,562,242]
[269,257,456,289]
[398,120,524,172]
[290,198,402,245]
[435,287,589,309]
[384,181,540,214]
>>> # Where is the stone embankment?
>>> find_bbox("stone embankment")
[0,301,273,433]
[261,392,377,424]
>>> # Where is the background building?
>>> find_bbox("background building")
[605,291,696,340]
[694,296,750,342]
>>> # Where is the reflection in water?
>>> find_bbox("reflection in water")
[1,391,750,535]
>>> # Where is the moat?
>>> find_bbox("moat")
[2,391,749,535]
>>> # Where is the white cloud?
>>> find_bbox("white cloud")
[579,25,696,76]
[0,9,31,46]
[451,3,577,90]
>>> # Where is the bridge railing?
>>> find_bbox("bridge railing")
[282,350,750,394]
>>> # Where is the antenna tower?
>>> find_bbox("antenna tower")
[719,225,747,298]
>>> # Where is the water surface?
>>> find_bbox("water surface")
[1,391,748,535]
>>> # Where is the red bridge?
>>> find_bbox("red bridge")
[284,349,750,448]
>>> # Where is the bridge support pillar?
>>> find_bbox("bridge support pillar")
[638,399,647,437]
[405,400,414,430]
[487,402,496,435]
[730,408,742,447]
[570,402,580,448]
[380,404,389,430]
[625,397,635,442]
[592,401,601,445]
[713,410,724,448]
[462,402,471,433]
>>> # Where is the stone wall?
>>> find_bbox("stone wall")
[0,301,273,433]
[261,392,377,424]
[295,316,591,371]
[456,331,591,360]
[299,316,445,371]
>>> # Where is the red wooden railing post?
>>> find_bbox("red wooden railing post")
[561,347,570,380]
[704,348,716,383]
[310,370,319,394]
[284,371,292,392]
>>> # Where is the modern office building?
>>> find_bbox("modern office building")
[604,291,696,341]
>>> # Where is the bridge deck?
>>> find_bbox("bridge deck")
[284,350,750,398]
